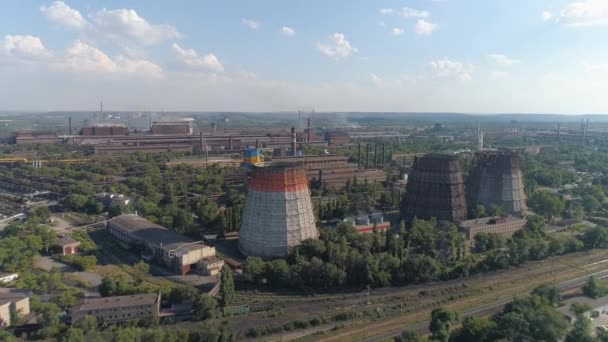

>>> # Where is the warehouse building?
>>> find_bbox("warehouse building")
[459,215,527,242]
[70,293,160,325]
[107,214,222,275]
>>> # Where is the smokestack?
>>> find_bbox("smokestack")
[149,114,152,131]
[68,117,72,135]
[255,139,260,149]
[374,144,378,168]
[381,143,385,167]
[366,144,370,169]
[291,127,297,157]
[358,143,361,169]
[199,131,204,154]
[307,118,311,142]
[228,136,233,150]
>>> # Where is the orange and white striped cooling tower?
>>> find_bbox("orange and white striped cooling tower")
[239,162,319,258]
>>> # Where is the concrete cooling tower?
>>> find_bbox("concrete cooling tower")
[468,151,527,214]
[239,161,319,258]
[403,154,468,223]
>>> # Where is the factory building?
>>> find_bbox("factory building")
[468,151,527,214]
[70,293,160,325]
[274,155,386,190]
[81,124,129,136]
[403,154,468,223]
[239,162,319,258]
[151,121,193,135]
[459,216,527,242]
[107,215,222,275]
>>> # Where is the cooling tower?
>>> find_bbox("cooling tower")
[239,162,319,258]
[468,151,527,214]
[403,154,468,223]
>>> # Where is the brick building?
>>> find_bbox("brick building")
[70,293,160,325]
[458,215,527,242]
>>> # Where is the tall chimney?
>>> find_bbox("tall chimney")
[366,144,370,169]
[381,143,385,166]
[228,136,233,150]
[291,127,297,157]
[307,118,311,142]
[374,144,378,168]
[255,139,260,149]
[199,131,204,153]
[68,117,72,135]
[358,143,361,169]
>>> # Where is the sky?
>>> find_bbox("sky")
[1,0,608,114]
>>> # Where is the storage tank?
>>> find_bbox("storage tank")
[239,161,318,258]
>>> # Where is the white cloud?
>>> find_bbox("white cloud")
[487,54,521,66]
[40,1,87,30]
[2,35,51,60]
[541,11,554,22]
[171,43,224,73]
[399,7,430,18]
[61,40,162,78]
[429,58,472,81]
[241,18,260,30]
[584,62,608,73]
[379,8,394,15]
[391,28,405,36]
[370,73,383,86]
[490,71,510,80]
[317,33,358,60]
[559,0,608,26]
[280,26,295,37]
[415,19,437,35]
[92,8,180,45]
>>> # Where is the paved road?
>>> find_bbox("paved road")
[361,269,608,342]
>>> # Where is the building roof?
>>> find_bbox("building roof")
[71,293,159,313]
[0,288,29,300]
[53,237,81,247]
[459,215,527,229]
[200,256,223,266]
[109,214,203,252]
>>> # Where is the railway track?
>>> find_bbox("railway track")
[316,251,608,341]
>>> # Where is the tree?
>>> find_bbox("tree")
[488,205,503,217]
[192,294,218,321]
[62,328,84,342]
[167,285,198,305]
[583,275,607,299]
[565,302,593,342]
[532,284,561,306]
[73,315,97,332]
[527,191,565,220]
[220,265,235,306]
[113,327,142,342]
[472,204,486,218]
[395,330,425,342]
[133,261,150,284]
[243,257,266,284]
[453,317,496,342]
[108,203,125,218]
[429,308,459,342]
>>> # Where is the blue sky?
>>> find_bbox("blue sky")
[1,0,608,113]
